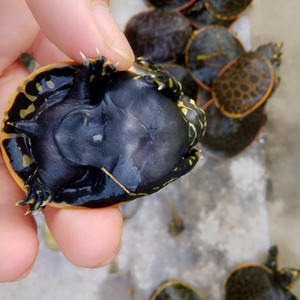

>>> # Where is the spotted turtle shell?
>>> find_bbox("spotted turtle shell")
[212,51,274,118]
[186,26,245,89]
[204,0,253,20]
[146,0,196,11]
[150,280,206,300]
[201,100,265,158]
[124,8,193,65]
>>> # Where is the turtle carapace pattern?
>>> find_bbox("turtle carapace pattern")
[212,42,282,118]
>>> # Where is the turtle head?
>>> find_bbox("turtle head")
[256,42,283,69]
[275,268,300,292]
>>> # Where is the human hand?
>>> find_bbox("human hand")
[0,0,134,282]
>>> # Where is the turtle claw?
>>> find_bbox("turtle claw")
[18,177,52,214]
[80,52,90,66]
[96,48,102,60]
[113,61,120,69]
[138,57,182,100]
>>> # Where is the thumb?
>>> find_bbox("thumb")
[25,0,134,70]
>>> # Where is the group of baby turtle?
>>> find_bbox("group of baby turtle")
[124,0,282,158]
[123,1,297,299]
[149,246,300,299]
[0,0,296,299]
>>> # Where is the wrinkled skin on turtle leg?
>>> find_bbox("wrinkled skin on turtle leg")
[13,54,117,214]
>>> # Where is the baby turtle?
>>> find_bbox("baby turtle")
[212,42,282,118]
[182,2,235,29]
[124,8,193,66]
[1,53,206,214]
[146,0,196,11]
[149,279,206,300]
[225,245,300,299]
[186,26,245,89]
[203,0,253,21]
[201,100,265,158]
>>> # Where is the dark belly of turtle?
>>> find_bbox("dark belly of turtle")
[1,55,206,213]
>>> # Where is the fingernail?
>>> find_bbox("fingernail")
[91,2,135,65]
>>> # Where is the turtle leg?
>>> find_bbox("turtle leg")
[264,245,278,270]
[174,148,199,176]
[265,245,300,293]
[18,172,52,214]
[152,148,199,191]
[68,51,117,104]
[137,57,182,101]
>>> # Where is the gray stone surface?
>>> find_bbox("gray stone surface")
[0,0,299,299]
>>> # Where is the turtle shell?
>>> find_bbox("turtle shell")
[212,51,274,118]
[124,8,193,65]
[1,63,81,192]
[225,246,300,300]
[149,280,206,300]
[1,56,206,213]
[182,2,235,29]
[225,264,285,299]
[203,0,253,21]
[184,0,204,13]
[146,0,196,11]
[186,26,245,89]
[196,86,211,107]
[200,100,265,158]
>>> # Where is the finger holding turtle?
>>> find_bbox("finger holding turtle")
[0,0,133,282]
[25,0,134,69]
